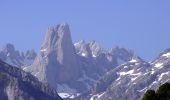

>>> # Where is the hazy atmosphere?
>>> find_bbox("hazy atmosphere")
[1,0,170,60]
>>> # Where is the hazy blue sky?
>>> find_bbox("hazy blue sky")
[0,0,170,60]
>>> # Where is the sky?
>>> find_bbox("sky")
[0,0,170,60]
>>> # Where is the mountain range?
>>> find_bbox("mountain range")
[0,23,169,100]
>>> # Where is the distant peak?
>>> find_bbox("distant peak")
[89,40,101,47]
[59,22,69,27]
[159,48,170,58]
[74,40,86,46]
[42,23,72,50]
[90,40,98,44]
[3,43,15,53]
[4,43,14,49]
[79,40,86,44]
[48,23,69,33]
[129,56,143,63]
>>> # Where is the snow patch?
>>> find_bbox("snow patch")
[58,93,70,98]
[40,48,47,52]
[129,59,137,63]
[23,66,29,71]
[149,81,157,88]
[81,53,86,57]
[151,71,155,75]
[131,77,138,82]
[90,92,105,100]
[74,42,81,46]
[158,71,170,81]
[119,70,134,76]
[115,77,121,81]
[154,63,164,69]
[58,93,80,99]
[162,52,170,57]
[150,68,155,74]
[138,87,148,92]
[57,84,77,93]
[34,72,39,77]
[92,54,97,58]
[123,66,128,69]
[143,72,149,76]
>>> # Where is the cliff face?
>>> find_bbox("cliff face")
[0,60,62,100]
[28,23,80,88]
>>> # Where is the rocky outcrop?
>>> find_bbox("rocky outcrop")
[26,23,81,89]
[0,60,62,100]
[25,49,37,60]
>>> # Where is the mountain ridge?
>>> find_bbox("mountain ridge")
[0,59,62,100]
[0,23,170,100]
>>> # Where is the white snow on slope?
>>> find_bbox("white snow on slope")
[57,84,77,93]
[58,93,71,98]
[57,84,79,99]
[90,92,105,100]
[158,71,170,81]
[118,69,142,76]
[138,87,148,92]
[162,52,170,57]
[129,59,137,63]
[81,53,86,57]
[92,54,97,58]
[40,48,47,52]
[154,63,164,69]
[58,93,80,99]
[131,77,138,82]
[119,70,134,76]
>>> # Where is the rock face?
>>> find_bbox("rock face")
[27,23,80,88]
[0,60,62,100]
[0,43,36,67]
[25,49,37,60]
[22,23,135,99]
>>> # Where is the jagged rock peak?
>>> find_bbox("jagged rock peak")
[89,40,101,48]
[74,40,105,57]
[110,46,133,54]
[1,43,21,60]
[30,23,80,85]
[88,40,104,56]
[25,49,37,59]
[74,40,92,57]
[41,23,71,50]
[74,40,86,46]
[158,48,170,58]
[129,55,143,63]
[2,43,15,54]
[110,46,134,61]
